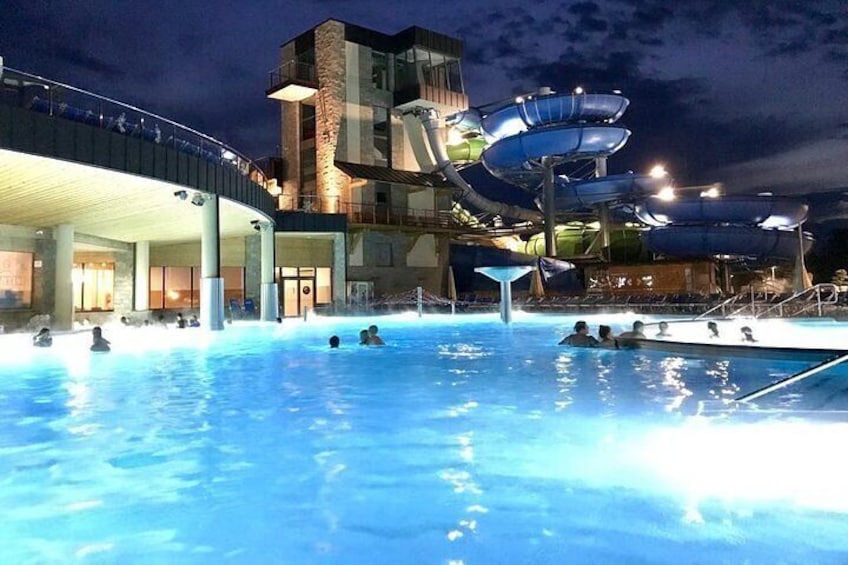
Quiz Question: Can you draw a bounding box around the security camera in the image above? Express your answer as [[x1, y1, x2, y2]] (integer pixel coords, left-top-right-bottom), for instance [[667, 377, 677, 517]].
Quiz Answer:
[[190, 193, 206, 206], [174, 190, 188, 200]]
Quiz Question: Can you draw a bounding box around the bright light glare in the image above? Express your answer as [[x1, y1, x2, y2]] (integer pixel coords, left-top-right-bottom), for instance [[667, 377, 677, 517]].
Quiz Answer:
[[573, 86, 584, 95], [446, 127, 464, 146], [649, 164, 668, 178], [657, 186, 675, 201], [640, 419, 848, 513], [700, 187, 720, 198]]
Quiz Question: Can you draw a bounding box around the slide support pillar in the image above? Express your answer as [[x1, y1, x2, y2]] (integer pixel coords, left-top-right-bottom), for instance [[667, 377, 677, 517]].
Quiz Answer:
[[541, 156, 557, 258]]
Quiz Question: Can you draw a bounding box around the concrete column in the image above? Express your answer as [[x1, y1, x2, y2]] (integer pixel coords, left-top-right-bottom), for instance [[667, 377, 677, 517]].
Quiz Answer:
[[134, 241, 149, 311], [260, 224, 279, 321], [200, 194, 224, 330], [332, 232, 347, 310], [541, 156, 557, 258], [53, 223, 74, 331]]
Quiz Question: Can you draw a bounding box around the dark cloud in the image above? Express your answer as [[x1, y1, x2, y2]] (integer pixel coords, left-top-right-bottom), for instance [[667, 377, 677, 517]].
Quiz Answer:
[[0, 0, 845, 196]]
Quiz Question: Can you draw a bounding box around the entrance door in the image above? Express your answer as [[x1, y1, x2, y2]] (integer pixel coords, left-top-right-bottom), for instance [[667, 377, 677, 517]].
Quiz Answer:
[[279, 267, 317, 318]]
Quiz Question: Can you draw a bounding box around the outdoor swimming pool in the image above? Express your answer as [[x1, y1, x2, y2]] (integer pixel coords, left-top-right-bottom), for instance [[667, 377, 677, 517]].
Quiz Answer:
[[2, 312, 848, 564]]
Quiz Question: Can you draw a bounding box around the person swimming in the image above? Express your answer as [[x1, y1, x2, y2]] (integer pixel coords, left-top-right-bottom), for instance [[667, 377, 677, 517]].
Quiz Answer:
[[90, 326, 111, 352], [559, 320, 599, 347], [359, 329, 370, 346], [32, 327, 52, 347], [618, 321, 646, 340], [329, 335, 340, 348]]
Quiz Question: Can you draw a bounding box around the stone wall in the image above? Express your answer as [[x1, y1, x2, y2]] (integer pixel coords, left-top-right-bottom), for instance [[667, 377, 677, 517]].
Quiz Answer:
[[315, 20, 349, 213]]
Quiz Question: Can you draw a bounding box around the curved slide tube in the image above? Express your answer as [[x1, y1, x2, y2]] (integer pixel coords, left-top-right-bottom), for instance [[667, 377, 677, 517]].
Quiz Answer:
[[540, 174, 668, 210], [644, 226, 813, 260], [635, 196, 809, 228], [420, 109, 543, 222]]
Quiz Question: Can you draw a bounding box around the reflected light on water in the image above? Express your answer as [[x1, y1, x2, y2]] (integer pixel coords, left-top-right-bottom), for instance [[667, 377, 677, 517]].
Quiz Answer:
[[640, 418, 848, 513]]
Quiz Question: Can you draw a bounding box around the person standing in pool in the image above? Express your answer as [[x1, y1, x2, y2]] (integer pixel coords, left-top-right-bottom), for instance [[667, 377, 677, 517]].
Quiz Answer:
[[368, 324, 385, 346], [655, 321, 671, 338], [329, 335, 340, 348], [559, 320, 599, 347], [597, 325, 618, 349], [707, 321, 720, 338], [90, 326, 111, 352], [359, 329, 370, 346]]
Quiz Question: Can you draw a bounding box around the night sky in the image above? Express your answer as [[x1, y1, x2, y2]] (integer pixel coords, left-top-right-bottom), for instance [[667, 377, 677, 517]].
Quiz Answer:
[[2, 1, 846, 205]]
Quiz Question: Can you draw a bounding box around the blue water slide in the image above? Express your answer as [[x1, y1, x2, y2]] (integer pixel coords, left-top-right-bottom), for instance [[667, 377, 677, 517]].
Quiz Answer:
[[482, 125, 631, 175], [537, 174, 669, 210], [635, 196, 809, 228], [481, 93, 629, 141], [645, 226, 813, 260]]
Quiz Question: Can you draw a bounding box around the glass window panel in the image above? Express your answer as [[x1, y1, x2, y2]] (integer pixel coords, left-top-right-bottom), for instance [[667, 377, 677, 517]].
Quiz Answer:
[[283, 280, 299, 317], [316, 268, 331, 304], [164, 267, 193, 309], [222, 267, 244, 304], [192, 268, 201, 309], [373, 106, 389, 167], [372, 51, 388, 90], [73, 263, 84, 310], [0, 251, 33, 309], [149, 266, 164, 310]]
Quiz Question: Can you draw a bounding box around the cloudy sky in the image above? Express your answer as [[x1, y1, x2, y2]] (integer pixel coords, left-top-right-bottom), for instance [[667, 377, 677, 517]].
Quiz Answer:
[[1, 0, 846, 196]]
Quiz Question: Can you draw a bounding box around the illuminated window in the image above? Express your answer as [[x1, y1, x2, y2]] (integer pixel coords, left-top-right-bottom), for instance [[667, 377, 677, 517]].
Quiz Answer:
[[148, 267, 245, 310], [72, 262, 114, 312], [0, 251, 33, 309]]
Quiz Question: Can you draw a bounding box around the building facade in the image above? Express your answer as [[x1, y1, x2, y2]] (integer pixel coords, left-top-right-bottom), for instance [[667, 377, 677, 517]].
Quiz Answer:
[[268, 20, 469, 308]]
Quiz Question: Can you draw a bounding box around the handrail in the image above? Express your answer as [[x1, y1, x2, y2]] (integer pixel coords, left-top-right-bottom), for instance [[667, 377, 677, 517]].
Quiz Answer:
[[694, 291, 748, 319], [756, 283, 839, 318], [2, 66, 267, 186], [736, 352, 848, 403]]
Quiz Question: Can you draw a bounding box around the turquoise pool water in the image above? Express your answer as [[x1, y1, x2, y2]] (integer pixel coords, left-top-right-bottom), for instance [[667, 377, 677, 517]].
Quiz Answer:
[[2, 313, 848, 563]]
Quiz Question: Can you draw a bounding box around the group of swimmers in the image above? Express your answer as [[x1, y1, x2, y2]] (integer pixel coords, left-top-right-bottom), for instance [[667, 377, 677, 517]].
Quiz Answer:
[[329, 324, 385, 348], [559, 320, 650, 349], [560, 319, 757, 348], [32, 326, 111, 352]]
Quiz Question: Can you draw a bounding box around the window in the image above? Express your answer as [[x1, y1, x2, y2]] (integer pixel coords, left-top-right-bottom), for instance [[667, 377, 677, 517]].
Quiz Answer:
[[73, 262, 114, 312], [148, 267, 244, 310], [373, 107, 390, 167], [372, 51, 388, 90], [0, 251, 33, 309], [300, 103, 315, 141]]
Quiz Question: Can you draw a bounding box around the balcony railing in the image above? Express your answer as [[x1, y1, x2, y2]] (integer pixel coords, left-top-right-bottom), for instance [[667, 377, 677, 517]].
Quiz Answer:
[[343, 202, 456, 229], [1, 66, 268, 187], [268, 61, 317, 90], [276, 194, 461, 230]]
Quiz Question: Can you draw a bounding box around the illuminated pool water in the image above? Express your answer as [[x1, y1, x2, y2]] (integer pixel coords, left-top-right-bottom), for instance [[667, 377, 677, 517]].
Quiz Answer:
[[2, 313, 848, 563]]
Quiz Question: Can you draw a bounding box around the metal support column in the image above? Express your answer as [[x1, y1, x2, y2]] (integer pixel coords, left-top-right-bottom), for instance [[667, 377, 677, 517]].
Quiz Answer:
[[542, 156, 557, 257]]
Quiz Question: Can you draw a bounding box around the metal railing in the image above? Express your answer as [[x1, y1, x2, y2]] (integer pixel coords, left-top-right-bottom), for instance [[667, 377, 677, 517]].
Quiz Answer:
[[695, 283, 840, 319], [695, 291, 751, 319], [268, 61, 317, 89], [755, 284, 840, 318], [342, 202, 457, 229], [2, 66, 268, 187]]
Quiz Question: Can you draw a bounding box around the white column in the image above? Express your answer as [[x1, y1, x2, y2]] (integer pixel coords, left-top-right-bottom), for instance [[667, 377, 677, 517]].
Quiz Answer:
[[259, 223, 279, 321], [200, 194, 225, 330], [53, 224, 74, 331], [134, 241, 149, 311], [332, 232, 347, 310]]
